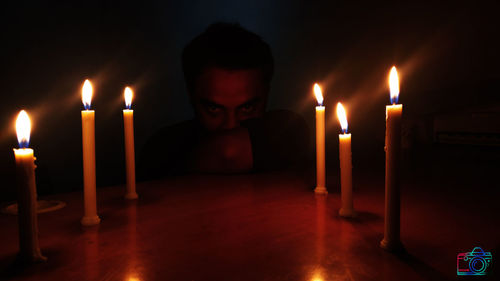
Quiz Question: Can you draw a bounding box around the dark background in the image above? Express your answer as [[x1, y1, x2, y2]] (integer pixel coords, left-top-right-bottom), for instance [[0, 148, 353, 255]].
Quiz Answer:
[[1, 0, 499, 201]]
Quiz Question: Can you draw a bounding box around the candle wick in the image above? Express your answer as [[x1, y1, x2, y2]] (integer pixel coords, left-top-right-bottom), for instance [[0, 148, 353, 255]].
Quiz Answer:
[[19, 140, 29, 149]]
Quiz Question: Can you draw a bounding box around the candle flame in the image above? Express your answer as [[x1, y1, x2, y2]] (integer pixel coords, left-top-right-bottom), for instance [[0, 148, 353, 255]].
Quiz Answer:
[[124, 87, 133, 109], [16, 110, 31, 148], [314, 83, 323, 106], [389, 66, 399, 104], [82, 79, 93, 110], [336, 102, 348, 133]]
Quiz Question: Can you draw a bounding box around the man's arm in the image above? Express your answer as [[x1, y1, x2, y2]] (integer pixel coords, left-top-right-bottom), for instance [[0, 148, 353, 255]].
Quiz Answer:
[[243, 110, 310, 171], [189, 110, 310, 173], [189, 127, 253, 173], [138, 110, 309, 178]]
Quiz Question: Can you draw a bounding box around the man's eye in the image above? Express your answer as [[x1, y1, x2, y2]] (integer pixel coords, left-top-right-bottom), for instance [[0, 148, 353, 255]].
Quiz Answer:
[[241, 104, 254, 113], [206, 105, 221, 113]]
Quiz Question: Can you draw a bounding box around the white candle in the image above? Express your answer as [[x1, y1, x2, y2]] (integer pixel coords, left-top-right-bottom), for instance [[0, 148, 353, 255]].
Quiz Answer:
[[380, 66, 404, 252], [123, 87, 138, 199], [336, 103, 355, 217], [81, 80, 100, 226], [13, 110, 46, 262], [314, 83, 327, 194]]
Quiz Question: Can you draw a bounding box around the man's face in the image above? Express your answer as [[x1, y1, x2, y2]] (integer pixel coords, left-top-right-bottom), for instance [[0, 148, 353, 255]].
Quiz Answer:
[[191, 67, 268, 131]]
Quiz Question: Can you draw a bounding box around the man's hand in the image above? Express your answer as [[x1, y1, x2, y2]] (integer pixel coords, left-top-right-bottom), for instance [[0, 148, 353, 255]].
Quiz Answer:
[[190, 127, 253, 173]]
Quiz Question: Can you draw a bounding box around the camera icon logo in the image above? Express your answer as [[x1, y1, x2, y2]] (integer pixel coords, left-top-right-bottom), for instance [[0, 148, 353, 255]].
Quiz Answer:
[[457, 247, 492, 276]]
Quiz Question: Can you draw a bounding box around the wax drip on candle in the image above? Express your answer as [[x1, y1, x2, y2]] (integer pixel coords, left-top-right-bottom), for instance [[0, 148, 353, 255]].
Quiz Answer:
[[124, 87, 133, 110], [336, 102, 348, 134], [16, 110, 31, 148], [389, 66, 399, 105], [314, 83, 324, 106], [82, 79, 93, 110]]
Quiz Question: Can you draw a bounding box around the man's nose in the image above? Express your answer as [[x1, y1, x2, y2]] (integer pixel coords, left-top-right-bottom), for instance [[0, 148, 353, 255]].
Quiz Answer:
[[222, 111, 240, 130]]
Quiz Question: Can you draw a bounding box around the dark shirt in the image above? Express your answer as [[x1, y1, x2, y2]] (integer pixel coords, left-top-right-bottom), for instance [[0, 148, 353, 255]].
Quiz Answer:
[[138, 110, 309, 180]]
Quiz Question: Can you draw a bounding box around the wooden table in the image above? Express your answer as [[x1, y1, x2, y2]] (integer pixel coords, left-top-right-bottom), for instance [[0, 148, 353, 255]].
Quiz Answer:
[[0, 171, 498, 281]]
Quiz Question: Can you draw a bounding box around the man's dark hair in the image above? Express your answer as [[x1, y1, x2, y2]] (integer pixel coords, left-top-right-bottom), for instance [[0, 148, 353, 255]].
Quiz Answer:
[[182, 22, 274, 93]]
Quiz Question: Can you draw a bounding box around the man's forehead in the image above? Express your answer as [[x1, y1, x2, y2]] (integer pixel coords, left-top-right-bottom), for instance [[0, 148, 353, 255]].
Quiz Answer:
[[195, 67, 265, 106]]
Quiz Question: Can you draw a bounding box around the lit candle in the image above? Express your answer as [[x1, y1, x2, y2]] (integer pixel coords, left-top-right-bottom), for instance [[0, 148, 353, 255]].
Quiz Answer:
[[314, 83, 327, 194], [81, 79, 100, 226], [123, 87, 138, 199], [380, 66, 404, 252], [336, 103, 355, 217], [13, 110, 46, 262]]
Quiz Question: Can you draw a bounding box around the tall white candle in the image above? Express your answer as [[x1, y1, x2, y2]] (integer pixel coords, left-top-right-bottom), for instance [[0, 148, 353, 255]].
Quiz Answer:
[[380, 66, 404, 252], [336, 103, 355, 217], [13, 110, 46, 262], [123, 87, 138, 199], [314, 83, 327, 194], [81, 79, 100, 226]]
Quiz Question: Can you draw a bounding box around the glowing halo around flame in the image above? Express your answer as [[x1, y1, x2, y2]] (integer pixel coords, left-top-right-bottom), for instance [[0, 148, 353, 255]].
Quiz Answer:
[[336, 102, 348, 133], [314, 83, 323, 106], [124, 87, 133, 109], [82, 79, 93, 110], [16, 110, 31, 148], [389, 66, 399, 104]]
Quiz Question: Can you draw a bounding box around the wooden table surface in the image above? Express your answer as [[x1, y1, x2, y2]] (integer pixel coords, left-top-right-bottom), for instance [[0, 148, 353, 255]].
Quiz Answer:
[[0, 171, 498, 281]]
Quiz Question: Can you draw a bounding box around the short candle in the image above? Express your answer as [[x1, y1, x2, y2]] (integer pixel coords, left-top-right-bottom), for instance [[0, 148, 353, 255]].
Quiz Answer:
[[336, 102, 355, 217], [123, 86, 138, 199], [313, 83, 327, 194], [13, 110, 46, 262]]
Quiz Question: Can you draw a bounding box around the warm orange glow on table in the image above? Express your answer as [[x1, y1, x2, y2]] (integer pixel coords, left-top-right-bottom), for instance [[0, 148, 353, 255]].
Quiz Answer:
[[336, 102, 355, 217], [380, 66, 404, 252], [13, 110, 46, 262], [81, 79, 100, 226], [123, 86, 138, 199], [313, 83, 327, 194]]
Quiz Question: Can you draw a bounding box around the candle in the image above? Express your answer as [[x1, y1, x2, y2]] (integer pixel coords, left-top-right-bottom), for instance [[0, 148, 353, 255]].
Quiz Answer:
[[81, 79, 101, 226], [13, 110, 46, 262], [336, 103, 355, 217], [123, 87, 138, 199], [380, 66, 404, 252], [314, 83, 327, 194]]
